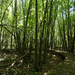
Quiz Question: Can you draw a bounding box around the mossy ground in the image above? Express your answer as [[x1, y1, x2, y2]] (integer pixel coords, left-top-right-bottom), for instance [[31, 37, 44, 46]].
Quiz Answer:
[[0, 49, 64, 75], [47, 50, 75, 75]]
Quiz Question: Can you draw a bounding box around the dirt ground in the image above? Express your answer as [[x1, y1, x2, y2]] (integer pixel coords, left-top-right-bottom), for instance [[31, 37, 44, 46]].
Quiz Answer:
[[0, 49, 64, 75]]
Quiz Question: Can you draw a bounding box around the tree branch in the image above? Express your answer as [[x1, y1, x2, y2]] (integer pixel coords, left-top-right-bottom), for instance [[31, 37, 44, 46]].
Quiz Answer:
[[5, 53, 28, 74]]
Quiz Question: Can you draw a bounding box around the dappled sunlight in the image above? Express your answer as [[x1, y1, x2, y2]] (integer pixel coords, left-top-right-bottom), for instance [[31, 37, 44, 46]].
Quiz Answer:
[[73, 62, 75, 64], [11, 63, 15, 66], [52, 54, 58, 60], [72, 63, 75, 66], [53, 54, 56, 57], [55, 50, 60, 52], [65, 57, 68, 59], [65, 59, 69, 62], [55, 50, 68, 53], [0, 49, 63, 75], [66, 59, 70, 62], [19, 59, 23, 63], [0, 0, 75, 74], [43, 72, 47, 75], [67, 73, 69, 74], [0, 58, 5, 61], [65, 62, 70, 64]]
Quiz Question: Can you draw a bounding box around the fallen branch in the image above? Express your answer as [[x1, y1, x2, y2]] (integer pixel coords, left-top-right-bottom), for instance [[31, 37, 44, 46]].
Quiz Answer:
[[5, 53, 28, 73]]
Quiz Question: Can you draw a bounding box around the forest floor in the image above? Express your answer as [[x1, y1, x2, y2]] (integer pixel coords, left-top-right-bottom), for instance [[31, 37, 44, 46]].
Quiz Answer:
[[0, 49, 64, 75], [1, 48, 75, 75], [47, 50, 75, 75]]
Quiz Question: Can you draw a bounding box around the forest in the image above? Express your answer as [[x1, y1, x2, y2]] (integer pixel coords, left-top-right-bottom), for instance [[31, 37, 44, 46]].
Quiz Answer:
[[0, 0, 75, 75]]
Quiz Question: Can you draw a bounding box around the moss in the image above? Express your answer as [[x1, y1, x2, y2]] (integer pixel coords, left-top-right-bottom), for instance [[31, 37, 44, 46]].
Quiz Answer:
[[47, 69, 56, 75]]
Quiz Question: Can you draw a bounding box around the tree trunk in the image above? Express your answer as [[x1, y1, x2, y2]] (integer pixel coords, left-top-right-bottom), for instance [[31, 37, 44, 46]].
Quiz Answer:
[[35, 0, 38, 69]]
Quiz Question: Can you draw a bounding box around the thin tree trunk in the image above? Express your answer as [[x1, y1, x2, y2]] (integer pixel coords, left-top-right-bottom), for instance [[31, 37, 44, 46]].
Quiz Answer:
[[22, 0, 26, 53], [71, 25, 75, 53], [62, 10, 67, 51], [0, 0, 3, 50], [67, 0, 70, 52], [38, 0, 48, 66], [35, 0, 38, 69], [47, 0, 53, 51]]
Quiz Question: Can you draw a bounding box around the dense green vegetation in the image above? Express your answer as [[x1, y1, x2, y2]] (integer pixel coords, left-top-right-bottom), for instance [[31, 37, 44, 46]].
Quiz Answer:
[[0, 0, 75, 75]]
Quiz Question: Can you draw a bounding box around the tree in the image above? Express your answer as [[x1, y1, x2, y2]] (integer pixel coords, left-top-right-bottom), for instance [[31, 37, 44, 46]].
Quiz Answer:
[[35, 0, 38, 69]]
